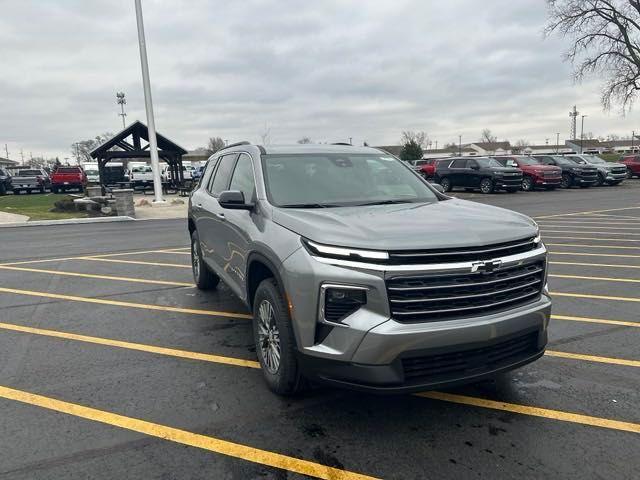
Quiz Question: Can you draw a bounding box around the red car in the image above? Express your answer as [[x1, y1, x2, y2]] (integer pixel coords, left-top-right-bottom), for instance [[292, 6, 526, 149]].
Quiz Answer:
[[621, 155, 640, 178], [51, 166, 87, 193], [412, 158, 442, 178], [493, 156, 562, 191]]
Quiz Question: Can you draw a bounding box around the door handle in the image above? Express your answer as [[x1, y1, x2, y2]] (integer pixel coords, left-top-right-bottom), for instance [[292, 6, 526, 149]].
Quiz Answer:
[[215, 212, 226, 220]]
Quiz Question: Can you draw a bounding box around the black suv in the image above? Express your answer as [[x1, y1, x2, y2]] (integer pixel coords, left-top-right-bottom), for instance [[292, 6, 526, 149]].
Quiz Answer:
[[434, 157, 522, 193], [532, 155, 598, 188], [0, 167, 12, 195]]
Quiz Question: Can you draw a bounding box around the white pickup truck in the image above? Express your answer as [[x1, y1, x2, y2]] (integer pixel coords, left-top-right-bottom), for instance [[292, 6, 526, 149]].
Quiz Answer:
[[129, 164, 154, 189]]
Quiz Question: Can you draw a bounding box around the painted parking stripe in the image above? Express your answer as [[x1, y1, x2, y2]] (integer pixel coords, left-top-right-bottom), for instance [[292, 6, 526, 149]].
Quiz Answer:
[[552, 291, 640, 303], [535, 206, 640, 219], [0, 287, 252, 320], [539, 221, 640, 226], [551, 314, 640, 328], [545, 350, 640, 368], [550, 261, 640, 270], [78, 257, 191, 268], [550, 273, 640, 284], [0, 385, 377, 480], [546, 243, 640, 250], [543, 236, 640, 243], [0, 265, 194, 287], [417, 392, 640, 434], [549, 251, 640, 259], [540, 224, 640, 231], [0, 322, 259, 368], [542, 229, 640, 236]]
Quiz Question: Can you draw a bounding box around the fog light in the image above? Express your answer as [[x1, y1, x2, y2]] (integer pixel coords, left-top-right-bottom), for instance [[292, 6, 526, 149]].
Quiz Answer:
[[323, 287, 367, 323]]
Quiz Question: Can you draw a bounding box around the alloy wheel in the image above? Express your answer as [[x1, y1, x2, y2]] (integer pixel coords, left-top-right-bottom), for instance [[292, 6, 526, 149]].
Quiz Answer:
[[480, 178, 493, 194], [257, 300, 281, 374], [191, 239, 200, 280], [522, 177, 533, 191]]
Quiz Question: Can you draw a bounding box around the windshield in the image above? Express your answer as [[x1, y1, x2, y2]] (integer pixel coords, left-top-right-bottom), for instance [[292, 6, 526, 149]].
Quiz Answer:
[[131, 166, 152, 173], [476, 158, 504, 168], [262, 153, 439, 207], [582, 155, 605, 164], [552, 156, 579, 165], [17, 170, 41, 175]]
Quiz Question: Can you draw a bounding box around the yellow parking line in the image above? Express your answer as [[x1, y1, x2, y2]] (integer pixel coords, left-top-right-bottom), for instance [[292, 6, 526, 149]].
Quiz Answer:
[[0, 265, 194, 287], [0, 322, 259, 368], [549, 251, 640, 258], [543, 236, 640, 243], [535, 206, 640, 219], [157, 250, 191, 255], [0, 287, 252, 319], [542, 229, 640, 236], [552, 291, 640, 303], [0, 385, 376, 480], [546, 243, 640, 250], [417, 391, 640, 434], [550, 261, 640, 270], [545, 350, 640, 368], [540, 224, 640, 231], [78, 257, 191, 268], [550, 273, 640, 284], [552, 314, 639, 328]]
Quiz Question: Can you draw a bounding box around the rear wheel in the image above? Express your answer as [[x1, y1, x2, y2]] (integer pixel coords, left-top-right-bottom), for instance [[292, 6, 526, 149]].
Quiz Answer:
[[439, 177, 452, 192], [191, 231, 220, 290], [480, 178, 494, 194], [560, 173, 572, 189], [13, 189, 20, 195], [0, 183, 6, 195], [627, 168, 634, 179], [521, 176, 534, 191], [253, 278, 302, 395]]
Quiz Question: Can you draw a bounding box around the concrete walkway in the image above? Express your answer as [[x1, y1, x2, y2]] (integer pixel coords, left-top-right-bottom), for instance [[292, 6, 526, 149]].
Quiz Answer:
[[133, 193, 188, 220], [0, 210, 29, 224]]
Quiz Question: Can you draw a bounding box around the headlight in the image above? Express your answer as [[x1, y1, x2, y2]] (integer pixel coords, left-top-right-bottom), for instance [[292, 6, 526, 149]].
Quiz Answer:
[[303, 238, 389, 261]]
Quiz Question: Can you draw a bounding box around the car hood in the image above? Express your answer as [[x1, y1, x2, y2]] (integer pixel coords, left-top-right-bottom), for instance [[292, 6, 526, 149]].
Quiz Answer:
[[521, 164, 560, 171], [597, 162, 626, 170], [272, 199, 538, 251]]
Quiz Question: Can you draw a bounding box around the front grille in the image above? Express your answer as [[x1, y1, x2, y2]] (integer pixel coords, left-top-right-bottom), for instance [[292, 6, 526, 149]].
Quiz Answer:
[[387, 260, 545, 322], [578, 168, 598, 179], [543, 171, 561, 178], [611, 167, 627, 175], [387, 236, 538, 265], [401, 331, 539, 382]]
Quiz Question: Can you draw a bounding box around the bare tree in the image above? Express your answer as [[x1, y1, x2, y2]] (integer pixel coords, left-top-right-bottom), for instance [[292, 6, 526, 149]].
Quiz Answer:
[[297, 137, 313, 144], [400, 130, 428, 148], [480, 129, 498, 143], [72, 133, 114, 163], [260, 124, 272, 145], [546, 0, 640, 111], [443, 142, 458, 150], [207, 136, 226, 154], [513, 139, 530, 153]]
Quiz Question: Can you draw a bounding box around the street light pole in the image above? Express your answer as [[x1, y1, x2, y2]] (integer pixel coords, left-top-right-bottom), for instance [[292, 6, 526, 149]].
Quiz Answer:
[[134, 0, 165, 204], [458, 135, 462, 156], [556, 132, 560, 153], [580, 115, 587, 153], [632, 131, 635, 153]]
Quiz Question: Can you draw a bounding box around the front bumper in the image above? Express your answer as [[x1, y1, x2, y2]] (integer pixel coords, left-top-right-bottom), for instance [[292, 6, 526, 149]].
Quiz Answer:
[[605, 172, 626, 182], [282, 244, 551, 393]]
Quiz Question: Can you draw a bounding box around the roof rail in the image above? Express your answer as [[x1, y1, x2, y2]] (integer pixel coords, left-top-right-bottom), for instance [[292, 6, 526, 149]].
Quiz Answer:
[[218, 141, 251, 152], [331, 142, 352, 146]]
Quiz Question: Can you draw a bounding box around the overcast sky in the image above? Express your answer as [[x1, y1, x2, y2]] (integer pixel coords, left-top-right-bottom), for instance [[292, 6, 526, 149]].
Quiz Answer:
[[1, 0, 640, 160]]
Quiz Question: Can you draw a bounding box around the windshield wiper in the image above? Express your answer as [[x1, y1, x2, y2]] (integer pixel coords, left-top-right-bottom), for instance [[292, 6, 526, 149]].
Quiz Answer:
[[279, 203, 337, 208], [354, 199, 414, 206]]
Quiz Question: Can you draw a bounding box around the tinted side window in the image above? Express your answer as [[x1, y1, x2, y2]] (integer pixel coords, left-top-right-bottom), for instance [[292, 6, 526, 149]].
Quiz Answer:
[[229, 153, 255, 200], [199, 158, 217, 188], [450, 159, 466, 168], [468, 160, 478, 168], [209, 154, 238, 195]]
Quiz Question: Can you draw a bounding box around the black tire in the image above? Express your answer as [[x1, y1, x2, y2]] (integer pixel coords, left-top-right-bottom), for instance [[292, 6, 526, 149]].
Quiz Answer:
[[521, 176, 534, 191], [253, 278, 302, 395], [52, 186, 59, 193], [39, 186, 45, 193], [560, 173, 572, 189], [0, 183, 6, 196], [439, 177, 452, 192], [26, 189, 32, 195], [13, 189, 20, 195], [609, 180, 622, 186], [626, 168, 634, 179], [191, 231, 220, 290], [594, 173, 605, 187], [480, 178, 494, 194]]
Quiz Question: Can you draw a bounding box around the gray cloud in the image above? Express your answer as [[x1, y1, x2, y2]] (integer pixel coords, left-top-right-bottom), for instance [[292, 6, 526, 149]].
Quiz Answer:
[[0, 0, 637, 160]]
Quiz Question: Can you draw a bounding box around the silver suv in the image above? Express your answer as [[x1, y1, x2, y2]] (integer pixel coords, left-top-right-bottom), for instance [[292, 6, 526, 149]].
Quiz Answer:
[[188, 143, 551, 395]]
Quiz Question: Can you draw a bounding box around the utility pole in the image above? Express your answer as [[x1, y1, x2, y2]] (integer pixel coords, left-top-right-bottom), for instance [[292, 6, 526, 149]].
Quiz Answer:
[[580, 115, 587, 153], [569, 105, 579, 140], [458, 135, 462, 156], [19, 149, 24, 165], [632, 131, 635, 153], [116, 92, 127, 129], [349, 137, 352, 145], [556, 132, 560, 153], [435, 140, 438, 150], [3, 144, 8, 159], [134, 0, 165, 204]]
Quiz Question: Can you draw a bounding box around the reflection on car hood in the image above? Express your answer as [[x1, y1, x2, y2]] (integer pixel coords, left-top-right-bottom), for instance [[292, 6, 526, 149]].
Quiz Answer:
[[272, 199, 538, 251]]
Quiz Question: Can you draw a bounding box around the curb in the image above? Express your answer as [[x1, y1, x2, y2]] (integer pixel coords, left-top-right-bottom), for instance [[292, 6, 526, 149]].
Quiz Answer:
[[0, 216, 136, 228]]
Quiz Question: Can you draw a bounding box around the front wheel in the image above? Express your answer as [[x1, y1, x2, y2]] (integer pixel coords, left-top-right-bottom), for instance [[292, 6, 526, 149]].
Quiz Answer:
[[560, 174, 572, 189], [480, 178, 494, 194], [521, 176, 534, 191], [253, 278, 302, 395], [439, 177, 452, 192], [191, 231, 220, 290], [13, 190, 20, 195], [626, 168, 634, 179], [594, 173, 605, 187], [0, 183, 6, 195]]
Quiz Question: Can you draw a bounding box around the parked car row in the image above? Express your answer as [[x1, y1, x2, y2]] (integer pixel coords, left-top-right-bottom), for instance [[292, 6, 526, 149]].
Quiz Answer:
[[412, 154, 631, 194], [0, 165, 87, 195]]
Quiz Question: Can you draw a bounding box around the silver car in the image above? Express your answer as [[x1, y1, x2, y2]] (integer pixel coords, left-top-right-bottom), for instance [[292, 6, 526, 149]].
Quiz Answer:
[[188, 143, 551, 395], [568, 154, 627, 186]]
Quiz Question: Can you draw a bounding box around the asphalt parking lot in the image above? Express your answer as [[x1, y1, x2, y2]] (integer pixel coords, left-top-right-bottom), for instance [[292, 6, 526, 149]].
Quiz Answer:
[[1, 184, 639, 479]]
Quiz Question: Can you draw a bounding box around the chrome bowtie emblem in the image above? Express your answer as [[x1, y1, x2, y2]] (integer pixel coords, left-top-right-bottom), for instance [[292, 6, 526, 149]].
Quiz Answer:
[[471, 259, 502, 274]]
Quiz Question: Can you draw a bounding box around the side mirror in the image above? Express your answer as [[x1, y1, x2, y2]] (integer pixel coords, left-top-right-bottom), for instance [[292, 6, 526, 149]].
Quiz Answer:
[[218, 190, 253, 210], [430, 183, 445, 194]]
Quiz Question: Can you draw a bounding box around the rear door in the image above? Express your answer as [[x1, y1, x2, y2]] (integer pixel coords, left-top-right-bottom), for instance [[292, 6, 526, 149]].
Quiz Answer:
[[465, 159, 481, 187], [196, 153, 239, 283], [448, 158, 467, 186]]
